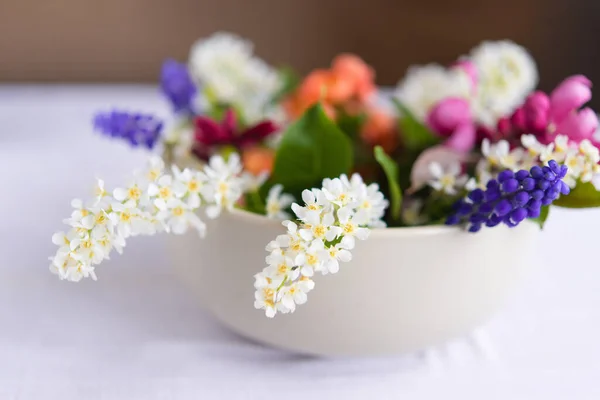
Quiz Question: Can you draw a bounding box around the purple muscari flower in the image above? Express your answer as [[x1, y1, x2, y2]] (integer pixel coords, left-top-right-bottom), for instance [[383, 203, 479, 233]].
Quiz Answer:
[[160, 59, 197, 114], [93, 110, 163, 149], [446, 160, 569, 232]]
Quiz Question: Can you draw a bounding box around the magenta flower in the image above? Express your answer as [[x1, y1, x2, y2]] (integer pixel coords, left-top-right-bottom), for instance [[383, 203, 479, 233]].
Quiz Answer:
[[496, 75, 598, 145], [426, 97, 476, 153], [193, 109, 279, 160]]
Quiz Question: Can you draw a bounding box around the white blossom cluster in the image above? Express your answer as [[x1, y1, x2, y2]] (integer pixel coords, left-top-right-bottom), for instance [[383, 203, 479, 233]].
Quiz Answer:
[[188, 32, 285, 125], [254, 174, 389, 317], [49, 154, 245, 282], [521, 134, 600, 189], [427, 162, 475, 195], [474, 135, 600, 190], [470, 41, 538, 127], [394, 64, 472, 121], [393, 41, 537, 128]]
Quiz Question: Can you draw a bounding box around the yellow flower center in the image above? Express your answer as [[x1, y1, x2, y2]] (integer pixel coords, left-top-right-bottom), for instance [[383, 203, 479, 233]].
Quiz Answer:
[[159, 187, 171, 199], [120, 212, 131, 222], [128, 187, 141, 200], [81, 240, 92, 249], [218, 182, 228, 195], [307, 254, 318, 266], [343, 223, 355, 235], [329, 249, 337, 257], [277, 264, 287, 274], [440, 175, 455, 188], [148, 169, 160, 181], [263, 288, 275, 300], [313, 225, 326, 237], [95, 213, 106, 224], [290, 241, 302, 252], [307, 204, 319, 211], [267, 203, 280, 214], [80, 209, 89, 217], [188, 180, 200, 192], [172, 206, 184, 217], [338, 193, 348, 203]]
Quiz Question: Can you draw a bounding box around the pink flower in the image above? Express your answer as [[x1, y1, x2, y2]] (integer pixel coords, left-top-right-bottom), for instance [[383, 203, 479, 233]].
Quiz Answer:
[[496, 75, 598, 145], [426, 98, 476, 153], [550, 75, 592, 122]]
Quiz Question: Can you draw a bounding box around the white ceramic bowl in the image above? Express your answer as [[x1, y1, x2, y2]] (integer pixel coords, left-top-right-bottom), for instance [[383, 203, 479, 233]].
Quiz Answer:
[[168, 209, 540, 356]]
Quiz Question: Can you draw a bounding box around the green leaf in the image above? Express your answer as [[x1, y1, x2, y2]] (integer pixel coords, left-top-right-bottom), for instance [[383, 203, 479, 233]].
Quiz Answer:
[[553, 181, 600, 208], [531, 205, 550, 229], [336, 109, 367, 140], [374, 146, 402, 220], [392, 98, 440, 152], [271, 103, 353, 197]]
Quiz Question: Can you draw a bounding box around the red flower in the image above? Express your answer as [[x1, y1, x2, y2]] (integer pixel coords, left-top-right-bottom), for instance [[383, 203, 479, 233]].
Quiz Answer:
[[192, 109, 279, 160]]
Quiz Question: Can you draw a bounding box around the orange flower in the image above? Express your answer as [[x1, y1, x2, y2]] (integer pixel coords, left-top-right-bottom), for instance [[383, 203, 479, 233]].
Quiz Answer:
[[361, 109, 398, 153], [242, 146, 275, 175], [331, 54, 376, 101], [284, 54, 375, 120]]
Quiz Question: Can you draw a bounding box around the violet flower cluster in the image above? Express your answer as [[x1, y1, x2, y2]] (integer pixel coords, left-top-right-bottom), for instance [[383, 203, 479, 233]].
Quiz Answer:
[[446, 160, 570, 232], [160, 59, 197, 114], [93, 110, 163, 149]]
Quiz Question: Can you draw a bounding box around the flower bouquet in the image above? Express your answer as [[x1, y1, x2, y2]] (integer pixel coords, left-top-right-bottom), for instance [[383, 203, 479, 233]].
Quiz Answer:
[[50, 33, 600, 355]]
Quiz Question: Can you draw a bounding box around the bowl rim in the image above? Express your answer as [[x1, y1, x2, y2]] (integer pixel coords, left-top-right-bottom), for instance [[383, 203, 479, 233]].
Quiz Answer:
[[229, 207, 462, 237]]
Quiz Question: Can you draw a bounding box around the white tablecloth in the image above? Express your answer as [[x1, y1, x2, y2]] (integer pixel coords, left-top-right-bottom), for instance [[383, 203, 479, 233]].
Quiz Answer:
[[1, 85, 599, 399]]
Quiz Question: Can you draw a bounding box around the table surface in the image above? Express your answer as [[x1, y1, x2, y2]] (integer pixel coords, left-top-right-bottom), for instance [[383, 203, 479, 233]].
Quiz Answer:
[[1, 85, 599, 400]]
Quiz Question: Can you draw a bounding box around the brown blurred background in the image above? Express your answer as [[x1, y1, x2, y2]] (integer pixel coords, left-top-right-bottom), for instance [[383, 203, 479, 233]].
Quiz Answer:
[[1, 0, 598, 104]]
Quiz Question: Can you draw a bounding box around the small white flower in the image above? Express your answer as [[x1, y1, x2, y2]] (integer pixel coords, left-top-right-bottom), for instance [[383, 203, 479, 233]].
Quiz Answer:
[[427, 162, 467, 195], [141, 156, 165, 185], [157, 198, 206, 236], [278, 281, 310, 313], [282, 221, 307, 257], [318, 236, 354, 275], [470, 40, 538, 126], [294, 239, 326, 277], [336, 207, 370, 247], [354, 183, 389, 228], [481, 139, 529, 170], [564, 151, 585, 178], [265, 184, 294, 220], [322, 177, 355, 207], [241, 171, 269, 193], [394, 64, 471, 120], [265, 233, 291, 254], [173, 166, 207, 208], [265, 253, 298, 283], [203, 154, 244, 218], [298, 211, 341, 243], [580, 140, 600, 164], [254, 283, 279, 318], [113, 182, 145, 205], [291, 189, 330, 220], [521, 134, 546, 158], [92, 179, 112, 208], [63, 261, 97, 282]]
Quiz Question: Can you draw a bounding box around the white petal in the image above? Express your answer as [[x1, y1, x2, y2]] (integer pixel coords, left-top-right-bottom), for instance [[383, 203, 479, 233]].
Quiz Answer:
[[338, 249, 352, 262], [428, 162, 443, 178]]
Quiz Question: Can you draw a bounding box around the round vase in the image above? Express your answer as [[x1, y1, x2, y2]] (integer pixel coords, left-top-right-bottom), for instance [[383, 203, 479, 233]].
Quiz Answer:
[[168, 209, 539, 356]]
